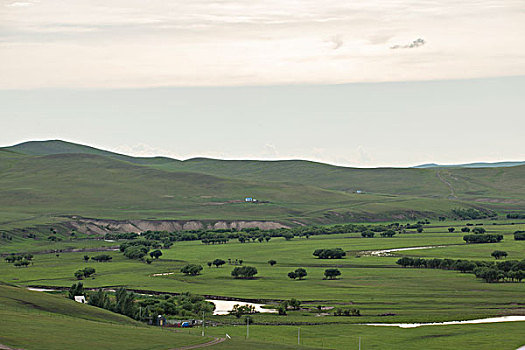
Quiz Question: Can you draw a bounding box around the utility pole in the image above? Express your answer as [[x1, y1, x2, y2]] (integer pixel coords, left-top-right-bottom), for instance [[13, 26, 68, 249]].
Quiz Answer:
[[202, 311, 205, 336], [298, 327, 300, 345]]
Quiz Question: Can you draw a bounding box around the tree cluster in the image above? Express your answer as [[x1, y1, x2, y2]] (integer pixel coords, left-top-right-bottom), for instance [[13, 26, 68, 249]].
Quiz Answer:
[[463, 234, 503, 244], [75, 267, 96, 280], [396, 257, 525, 283], [181, 264, 203, 276], [288, 268, 307, 280], [231, 266, 258, 279], [5, 253, 33, 267], [313, 248, 346, 259]]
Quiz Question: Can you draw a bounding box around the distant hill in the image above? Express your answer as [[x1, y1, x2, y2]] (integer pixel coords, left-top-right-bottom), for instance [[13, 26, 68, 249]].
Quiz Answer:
[[1, 140, 523, 227], [414, 161, 525, 168]]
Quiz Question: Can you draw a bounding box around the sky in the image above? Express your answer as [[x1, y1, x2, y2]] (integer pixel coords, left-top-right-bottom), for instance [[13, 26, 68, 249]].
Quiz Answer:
[[0, 0, 524, 167]]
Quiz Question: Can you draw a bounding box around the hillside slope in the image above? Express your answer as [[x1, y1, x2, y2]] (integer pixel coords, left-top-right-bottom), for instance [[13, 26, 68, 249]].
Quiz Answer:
[[1, 140, 523, 228]]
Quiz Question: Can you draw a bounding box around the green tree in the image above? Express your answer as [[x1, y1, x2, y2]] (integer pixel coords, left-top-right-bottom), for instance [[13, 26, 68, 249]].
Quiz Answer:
[[448, 228, 455, 233], [491, 250, 508, 260], [231, 266, 258, 279], [181, 264, 203, 276], [295, 268, 307, 280], [288, 271, 297, 280], [213, 258, 226, 268], [68, 282, 85, 299], [268, 260, 277, 266], [149, 250, 163, 259], [324, 268, 341, 280]]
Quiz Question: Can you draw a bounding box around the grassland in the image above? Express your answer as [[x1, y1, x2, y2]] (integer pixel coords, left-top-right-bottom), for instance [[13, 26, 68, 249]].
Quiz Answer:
[[1, 140, 524, 349], [0, 284, 313, 350], [1, 224, 524, 328], [0, 140, 523, 232]]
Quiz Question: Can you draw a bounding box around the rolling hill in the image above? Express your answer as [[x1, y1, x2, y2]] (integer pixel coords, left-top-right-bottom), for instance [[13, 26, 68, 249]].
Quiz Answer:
[[0, 140, 523, 232]]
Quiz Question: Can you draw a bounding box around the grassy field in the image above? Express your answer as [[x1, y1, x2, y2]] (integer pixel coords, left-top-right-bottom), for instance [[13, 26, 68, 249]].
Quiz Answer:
[[0, 284, 313, 350], [1, 140, 524, 349]]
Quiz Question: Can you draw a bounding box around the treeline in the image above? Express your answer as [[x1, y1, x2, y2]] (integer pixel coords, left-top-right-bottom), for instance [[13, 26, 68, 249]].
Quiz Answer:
[[396, 257, 525, 283], [452, 208, 497, 219], [507, 213, 525, 219], [463, 234, 503, 244], [107, 222, 417, 246], [4, 253, 33, 267], [69, 283, 215, 321]]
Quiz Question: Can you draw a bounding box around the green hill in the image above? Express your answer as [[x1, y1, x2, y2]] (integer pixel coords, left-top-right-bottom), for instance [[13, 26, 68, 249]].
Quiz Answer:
[[0, 284, 306, 350], [1, 140, 523, 230]]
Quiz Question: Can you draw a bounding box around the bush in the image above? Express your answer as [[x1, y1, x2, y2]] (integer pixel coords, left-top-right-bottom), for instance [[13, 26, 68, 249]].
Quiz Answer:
[[361, 231, 375, 238], [491, 251, 508, 260], [514, 231, 525, 241], [380, 230, 397, 237], [91, 254, 112, 262], [448, 228, 455, 232], [181, 264, 203, 276], [268, 260, 277, 266], [472, 227, 486, 234], [313, 248, 346, 259], [123, 245, 149, 260], [461, 227, 471, 233], [231, 266, 258, 279]]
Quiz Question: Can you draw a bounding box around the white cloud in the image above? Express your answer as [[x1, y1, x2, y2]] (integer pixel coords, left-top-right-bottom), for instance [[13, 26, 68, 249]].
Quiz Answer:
[[0, 0, 524, 88]]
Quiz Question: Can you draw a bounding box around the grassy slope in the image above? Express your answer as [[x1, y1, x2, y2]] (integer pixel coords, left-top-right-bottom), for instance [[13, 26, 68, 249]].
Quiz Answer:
[[0, 284, 312, 350], [0, 149, 477, 227]]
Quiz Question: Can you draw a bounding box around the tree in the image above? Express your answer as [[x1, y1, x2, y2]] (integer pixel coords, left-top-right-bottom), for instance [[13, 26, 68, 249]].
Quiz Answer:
[[416, 228, 424, 233], [491, 250, 508, 260], [83, 267, 96, 277], [288, 271, 297, 280], [396, 257, 414, 267], [361, 231, 375, 238], [231, 266, 258, 279], [265, 236, 271, 243], [289, 298, 301, 310], [123, 245, 149, 260], [213, 258, 226, 268], [461, 227, 471, 233], [68, 282, 84, 299], [229, 304, 256, 318], [239, 259, 244, 265], [83, 255, 90, 262], [149, 250, 163, 259], [91, 254, 112, 262], [448, 228, 455, 233], [472, 227, 486, 234], [324, 268, 341, 280], [268, 260, 277, 266], [207, 261, 212, 268], [282, 232, 294, 241], [514, 231, 525, 241], [380, 230, 397, 237], [295, 268, 307, 280], [74, 270, 85, 280], [181, 264, 203, 276]]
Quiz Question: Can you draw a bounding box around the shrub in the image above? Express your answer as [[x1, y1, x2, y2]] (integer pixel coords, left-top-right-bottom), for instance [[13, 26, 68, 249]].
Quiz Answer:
[[231, 266, 258, 279], [313, 248, 346, 259], [181, 264, 203, 276]]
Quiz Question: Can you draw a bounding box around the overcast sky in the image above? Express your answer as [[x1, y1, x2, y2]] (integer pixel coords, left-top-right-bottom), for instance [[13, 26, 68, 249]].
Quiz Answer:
[[0, 0, 524, 166]]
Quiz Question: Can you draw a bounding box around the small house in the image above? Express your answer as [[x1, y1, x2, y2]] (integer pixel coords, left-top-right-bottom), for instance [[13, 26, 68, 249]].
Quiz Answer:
[[74, 296, 86, 304]]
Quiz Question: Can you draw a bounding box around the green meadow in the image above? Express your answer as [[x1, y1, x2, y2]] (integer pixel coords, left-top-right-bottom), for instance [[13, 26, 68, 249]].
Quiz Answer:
[[1, 223, 524, 349]]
